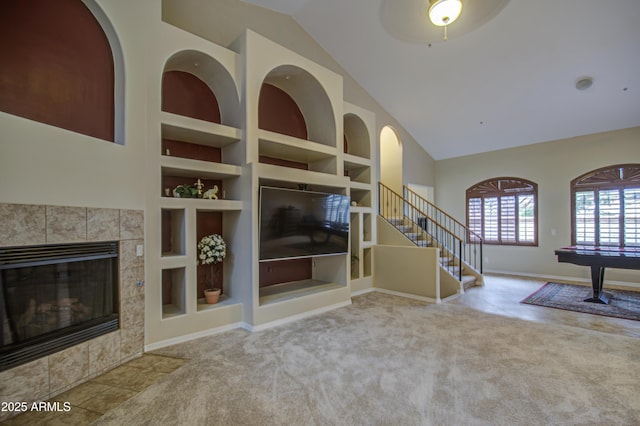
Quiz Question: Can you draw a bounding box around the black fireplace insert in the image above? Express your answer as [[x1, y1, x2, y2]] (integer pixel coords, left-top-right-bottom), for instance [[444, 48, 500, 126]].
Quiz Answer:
[[0, 241, 119, 371]]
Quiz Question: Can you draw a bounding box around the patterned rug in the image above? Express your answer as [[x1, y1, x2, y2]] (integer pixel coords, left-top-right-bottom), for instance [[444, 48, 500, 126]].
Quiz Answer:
[[521, 282, 640, 321]]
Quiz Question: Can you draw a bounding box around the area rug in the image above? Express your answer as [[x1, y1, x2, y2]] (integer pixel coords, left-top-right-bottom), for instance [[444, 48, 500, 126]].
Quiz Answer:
[[521, 282, 640, 321]]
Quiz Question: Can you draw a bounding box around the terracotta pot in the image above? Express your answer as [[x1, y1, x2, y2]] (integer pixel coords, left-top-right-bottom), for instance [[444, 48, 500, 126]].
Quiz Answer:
[[204, 288, 221, 304]]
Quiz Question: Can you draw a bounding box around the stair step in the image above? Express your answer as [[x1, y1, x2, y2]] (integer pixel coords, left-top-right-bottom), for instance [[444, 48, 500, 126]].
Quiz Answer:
[[414, 240, 431, 247], [403, 232, 424, 239], [461, 275, 477, 289], [388, 217, 404, 226], [446, 265, 461, 274], [439, 256, 453, 265]]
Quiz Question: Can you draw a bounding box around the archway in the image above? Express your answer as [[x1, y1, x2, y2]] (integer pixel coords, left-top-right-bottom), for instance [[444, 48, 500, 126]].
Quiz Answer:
[[380, 126, 403, 191], [380, 126, 403, 215]]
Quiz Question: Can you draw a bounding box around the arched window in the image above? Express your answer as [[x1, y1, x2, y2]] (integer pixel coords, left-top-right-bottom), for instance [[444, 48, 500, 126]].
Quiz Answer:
[[571, 164, 640, 247], [0, 0, 116, 142], [466, 177, 538, 246]]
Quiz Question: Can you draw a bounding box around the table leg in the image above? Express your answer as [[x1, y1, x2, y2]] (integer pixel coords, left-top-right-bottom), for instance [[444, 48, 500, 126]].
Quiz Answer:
[[584, 265, 609, 304]]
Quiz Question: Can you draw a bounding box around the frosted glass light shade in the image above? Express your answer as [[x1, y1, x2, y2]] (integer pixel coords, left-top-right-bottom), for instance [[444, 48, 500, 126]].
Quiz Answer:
[[428, 0, 463, 26]]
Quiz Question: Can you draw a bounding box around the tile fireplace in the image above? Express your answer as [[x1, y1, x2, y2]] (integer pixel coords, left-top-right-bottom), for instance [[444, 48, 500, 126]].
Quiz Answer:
[[0, 203, 145, 422]]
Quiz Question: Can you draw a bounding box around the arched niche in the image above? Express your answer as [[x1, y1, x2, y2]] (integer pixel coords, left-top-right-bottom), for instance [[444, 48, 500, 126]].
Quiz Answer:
[[259, 65, 336, 147], [259, 83, 306, 139], [0, 0, 124, 144], [380, 125, 403, 194], [344, 113, 371, 159], [163, 50, 241, 128], [162, 71, 221, 123]]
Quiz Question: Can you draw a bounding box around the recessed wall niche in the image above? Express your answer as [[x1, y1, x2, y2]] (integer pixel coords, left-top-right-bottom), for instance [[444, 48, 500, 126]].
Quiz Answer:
[[162, 50, 241, 128], [162, 267, 186, 318], [162, 70, 221, 123], [259, 65, 336, 148], [161, 208, 185, 256], [344, 113, 371, 159], [196, 210, 223, 298], [0, 0, 117, 141], [257, 65, 338, 175]]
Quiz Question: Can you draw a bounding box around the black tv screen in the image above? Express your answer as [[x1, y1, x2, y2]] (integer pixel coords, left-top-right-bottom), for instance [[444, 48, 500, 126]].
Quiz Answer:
[[259, 186, 350, 261]]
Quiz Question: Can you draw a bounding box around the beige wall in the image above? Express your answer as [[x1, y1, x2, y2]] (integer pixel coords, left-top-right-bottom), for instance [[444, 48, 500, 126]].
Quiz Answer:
[[373, 245, 441, 301], [161, 0, 436, 188], [435, 126, 640, 285]]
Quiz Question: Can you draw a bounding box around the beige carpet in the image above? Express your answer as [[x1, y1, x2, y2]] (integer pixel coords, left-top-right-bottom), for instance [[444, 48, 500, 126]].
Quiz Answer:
[[95, 292, 640, 425]]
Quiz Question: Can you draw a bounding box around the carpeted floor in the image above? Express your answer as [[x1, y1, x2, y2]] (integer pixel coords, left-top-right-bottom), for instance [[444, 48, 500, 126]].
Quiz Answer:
[[522, 282, 640, 321], [92, 291, 640, 425]]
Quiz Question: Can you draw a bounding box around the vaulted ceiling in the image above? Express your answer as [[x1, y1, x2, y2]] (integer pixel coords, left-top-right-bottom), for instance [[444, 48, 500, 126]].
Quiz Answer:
[[242, 0, 640, 159]]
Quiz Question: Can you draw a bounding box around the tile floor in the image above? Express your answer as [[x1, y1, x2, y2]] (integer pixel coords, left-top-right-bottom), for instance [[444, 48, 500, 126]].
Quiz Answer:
[[2, 354, 187, 425], [451, 274, 640, 339]]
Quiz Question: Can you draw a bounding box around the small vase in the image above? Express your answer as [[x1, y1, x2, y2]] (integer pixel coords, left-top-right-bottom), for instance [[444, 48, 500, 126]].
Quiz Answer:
[[204, 288, 221, 304]]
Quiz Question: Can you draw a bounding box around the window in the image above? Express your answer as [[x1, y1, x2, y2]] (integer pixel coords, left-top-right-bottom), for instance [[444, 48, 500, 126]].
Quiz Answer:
[[466, 177, 538, 245], [571, 164, 640, 247]]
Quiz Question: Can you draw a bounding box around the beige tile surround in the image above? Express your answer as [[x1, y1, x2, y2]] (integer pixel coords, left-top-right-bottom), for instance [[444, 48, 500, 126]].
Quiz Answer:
[[0, 203, 145, 422]]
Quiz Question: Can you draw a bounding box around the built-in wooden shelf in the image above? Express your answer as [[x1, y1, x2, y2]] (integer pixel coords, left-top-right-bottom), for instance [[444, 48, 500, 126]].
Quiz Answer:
[[258, 129, 335, 163], [162, 304, 185, 319], [343, 153, 371, 167], [196, 295, 238, 312], [256, 163, 348, 189], [161, 156, 242, 180], [161, 112, 241, 148], [349, 181, 371, 191], [160, 255, 188, 269], [159, 198, 242, 211], [349, 206, 372, 214], [258, 280, 344, 306]]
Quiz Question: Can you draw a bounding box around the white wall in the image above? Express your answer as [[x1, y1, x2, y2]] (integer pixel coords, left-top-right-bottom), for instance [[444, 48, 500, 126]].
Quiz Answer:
[[435, 126, 640, 285], [0, 0, 152, 210]]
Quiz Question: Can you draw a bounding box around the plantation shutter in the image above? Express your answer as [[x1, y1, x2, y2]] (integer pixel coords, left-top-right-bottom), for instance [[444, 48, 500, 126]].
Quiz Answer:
[[624, 188, 640, 247], [500, 196, 516, 242], [575, 191, 595, 245], [518, 194, 535, 242], [598, 189, 620, 246], [571, 164, 640, 247], [466, 177, 538, 245], [484, 197, 499, 241], [468, 197, 482, 241]]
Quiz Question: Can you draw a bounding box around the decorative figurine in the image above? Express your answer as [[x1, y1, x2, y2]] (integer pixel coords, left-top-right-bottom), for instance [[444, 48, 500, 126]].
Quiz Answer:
[[194, 179, 205, 198], [203, 185, 219, 200]]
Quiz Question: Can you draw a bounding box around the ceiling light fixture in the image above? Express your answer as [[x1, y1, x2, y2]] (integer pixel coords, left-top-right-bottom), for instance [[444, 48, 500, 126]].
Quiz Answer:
[[428, 0, 463, 41]]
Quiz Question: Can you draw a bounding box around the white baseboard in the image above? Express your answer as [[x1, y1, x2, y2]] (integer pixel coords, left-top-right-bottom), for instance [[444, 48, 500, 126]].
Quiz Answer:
[[441, 291, 463, 302], [373, 288, 439, 304], [350, 287, 376, 297], [144, 322, 245, 352], [485, 269, 640, 289], [240, 300, 353, 333]]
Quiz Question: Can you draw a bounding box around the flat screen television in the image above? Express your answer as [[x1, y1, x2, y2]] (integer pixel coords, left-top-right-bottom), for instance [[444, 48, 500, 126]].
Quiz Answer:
[[259, 186, 350, 261]]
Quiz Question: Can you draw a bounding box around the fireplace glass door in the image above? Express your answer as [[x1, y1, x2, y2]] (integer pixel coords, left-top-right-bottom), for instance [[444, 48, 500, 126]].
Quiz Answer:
[[1, 242, 118, 370]]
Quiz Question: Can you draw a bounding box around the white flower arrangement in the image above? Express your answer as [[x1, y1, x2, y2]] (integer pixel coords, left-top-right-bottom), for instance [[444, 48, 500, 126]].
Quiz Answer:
[[197, 234, 226, 265]]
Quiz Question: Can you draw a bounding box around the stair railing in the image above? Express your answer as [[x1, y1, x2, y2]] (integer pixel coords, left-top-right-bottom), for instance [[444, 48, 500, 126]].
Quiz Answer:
[[379, 182, 467, 281], [403, 185, 483, 275]]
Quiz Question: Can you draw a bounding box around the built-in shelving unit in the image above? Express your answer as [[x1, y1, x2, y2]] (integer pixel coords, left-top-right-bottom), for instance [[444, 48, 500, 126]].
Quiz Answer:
[[146, 23, 246, 345], [343, 102, 377, 293], [238, 30, 352, 328], [146, 25, 376, 346]]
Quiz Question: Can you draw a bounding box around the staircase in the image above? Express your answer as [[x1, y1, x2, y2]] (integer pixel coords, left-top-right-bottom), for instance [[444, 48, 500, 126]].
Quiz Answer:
[[379, 183, 483, 294]]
